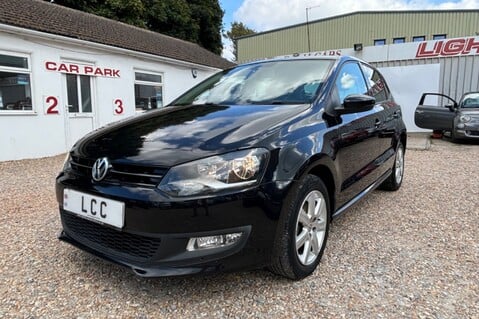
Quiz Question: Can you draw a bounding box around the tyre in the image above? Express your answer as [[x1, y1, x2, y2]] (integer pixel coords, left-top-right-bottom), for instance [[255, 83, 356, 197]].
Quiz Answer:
[[450, 130, 460, 143], [380, 142, 404, 191], [270, 175, 330, 280]]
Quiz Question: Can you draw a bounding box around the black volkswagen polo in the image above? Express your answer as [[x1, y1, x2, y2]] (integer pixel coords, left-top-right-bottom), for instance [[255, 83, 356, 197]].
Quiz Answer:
[[56, 56, 407, 280]]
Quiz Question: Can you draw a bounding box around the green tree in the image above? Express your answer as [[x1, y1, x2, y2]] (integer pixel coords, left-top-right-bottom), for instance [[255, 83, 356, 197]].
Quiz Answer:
[[97, 0, 146, 28], [54, 0, 224, 55], [143, 0, 198, 43], [189, 0, 224, 55], [224, 22, 256, 61], [55, 0, 146, 28]]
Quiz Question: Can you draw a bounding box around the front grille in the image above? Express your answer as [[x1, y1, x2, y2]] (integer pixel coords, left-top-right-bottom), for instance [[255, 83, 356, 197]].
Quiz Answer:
[[62, 211, 161, 260], [466, 130, 479, 136], [70, 155, 167, 187]]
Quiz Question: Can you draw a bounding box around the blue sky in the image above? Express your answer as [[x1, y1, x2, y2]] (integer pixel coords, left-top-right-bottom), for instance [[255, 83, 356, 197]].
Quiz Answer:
[[220, 0, 479, 59], [219, 0, 242, 31]]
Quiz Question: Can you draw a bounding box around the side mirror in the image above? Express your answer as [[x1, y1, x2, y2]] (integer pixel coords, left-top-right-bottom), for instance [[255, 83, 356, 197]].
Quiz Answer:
[[446, 103, 457, 112], [335, 94, 376, 115]]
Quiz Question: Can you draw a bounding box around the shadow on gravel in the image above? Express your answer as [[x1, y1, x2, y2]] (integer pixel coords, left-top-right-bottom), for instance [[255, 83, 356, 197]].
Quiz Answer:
[[62, 248, 293, 298]]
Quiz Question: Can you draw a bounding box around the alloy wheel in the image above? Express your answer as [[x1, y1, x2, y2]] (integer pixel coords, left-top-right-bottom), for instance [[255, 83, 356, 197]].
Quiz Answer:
[[295, 190, 327, 266]]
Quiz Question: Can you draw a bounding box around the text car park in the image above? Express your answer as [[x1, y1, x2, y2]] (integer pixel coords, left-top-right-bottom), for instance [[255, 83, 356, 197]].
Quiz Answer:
[[56, 55, 407, 280]]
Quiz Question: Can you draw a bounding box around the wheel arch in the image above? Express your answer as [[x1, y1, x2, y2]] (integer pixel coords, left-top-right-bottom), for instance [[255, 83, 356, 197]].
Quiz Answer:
[[292, 154, 338, 217], [307, 163, 336, 217]]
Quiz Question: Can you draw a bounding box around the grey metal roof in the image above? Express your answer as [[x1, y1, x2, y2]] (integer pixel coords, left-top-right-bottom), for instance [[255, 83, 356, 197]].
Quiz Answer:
[[0, 0, 234, 69]]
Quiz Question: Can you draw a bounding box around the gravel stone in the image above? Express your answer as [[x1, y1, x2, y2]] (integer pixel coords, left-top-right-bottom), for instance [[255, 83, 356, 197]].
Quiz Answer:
[[0, 138, 478, 318]]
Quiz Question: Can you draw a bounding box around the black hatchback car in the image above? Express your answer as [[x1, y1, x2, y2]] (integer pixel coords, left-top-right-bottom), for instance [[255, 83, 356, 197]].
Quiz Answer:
[[56, 56, 407, 280]]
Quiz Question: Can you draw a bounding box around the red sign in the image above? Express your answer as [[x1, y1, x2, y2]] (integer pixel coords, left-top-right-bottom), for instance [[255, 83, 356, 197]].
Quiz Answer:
[[45, 61, 120, 78], [416, 37, 479, 58]]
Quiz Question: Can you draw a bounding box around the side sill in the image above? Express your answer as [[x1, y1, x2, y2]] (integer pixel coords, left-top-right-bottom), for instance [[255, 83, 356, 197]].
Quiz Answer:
[[332, 169, 391, 220]]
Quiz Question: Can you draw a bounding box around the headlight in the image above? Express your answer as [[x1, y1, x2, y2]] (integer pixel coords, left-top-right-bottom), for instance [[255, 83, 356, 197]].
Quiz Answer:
[[459, 114, 471, 123], [158, 148, 270, 197]]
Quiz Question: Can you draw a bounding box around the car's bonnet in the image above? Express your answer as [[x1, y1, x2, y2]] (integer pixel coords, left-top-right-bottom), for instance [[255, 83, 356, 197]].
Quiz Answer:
[[73, 104, 310, 166]]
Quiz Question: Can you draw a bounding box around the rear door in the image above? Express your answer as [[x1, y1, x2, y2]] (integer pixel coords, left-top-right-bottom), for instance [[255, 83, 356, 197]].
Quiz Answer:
[[415, 93, 456, 130]]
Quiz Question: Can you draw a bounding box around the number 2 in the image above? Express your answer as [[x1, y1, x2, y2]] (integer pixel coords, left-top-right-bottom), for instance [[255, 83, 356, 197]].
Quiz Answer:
[[45, 96, 59, 114]]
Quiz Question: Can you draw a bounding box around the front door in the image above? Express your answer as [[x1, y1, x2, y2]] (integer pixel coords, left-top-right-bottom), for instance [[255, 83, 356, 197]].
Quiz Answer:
[[64, 73, 95, 147], [415, 93, 456, 131]]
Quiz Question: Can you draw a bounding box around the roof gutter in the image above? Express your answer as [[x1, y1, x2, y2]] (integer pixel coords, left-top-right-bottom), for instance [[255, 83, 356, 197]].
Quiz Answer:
[[0, 23, 221, 71]]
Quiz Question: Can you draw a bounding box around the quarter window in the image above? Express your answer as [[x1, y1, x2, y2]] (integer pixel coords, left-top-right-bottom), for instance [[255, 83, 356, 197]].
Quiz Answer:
[[360, 64, 390, 103], [134, 71, 163, 111], [0, 53, 32, 112]]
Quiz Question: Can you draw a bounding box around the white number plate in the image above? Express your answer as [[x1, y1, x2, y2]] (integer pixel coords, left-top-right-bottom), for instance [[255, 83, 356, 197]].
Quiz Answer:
[[63, 189, 125, 228]]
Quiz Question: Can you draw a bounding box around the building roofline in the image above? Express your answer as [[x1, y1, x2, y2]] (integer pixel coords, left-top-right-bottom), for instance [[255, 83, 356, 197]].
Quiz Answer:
[[0, 0, 234, 69], [0, 23, 221, 71], [236, 9, 479, 41]]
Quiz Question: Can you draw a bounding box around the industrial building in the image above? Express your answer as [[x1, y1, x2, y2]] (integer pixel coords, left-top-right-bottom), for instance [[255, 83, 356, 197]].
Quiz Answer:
[[236, 10, 479, 135], [237, 10, 479, 62]]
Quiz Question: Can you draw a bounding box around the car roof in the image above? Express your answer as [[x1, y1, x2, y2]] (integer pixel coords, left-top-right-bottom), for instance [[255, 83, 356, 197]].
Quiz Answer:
[[238, 54, 358, 67]]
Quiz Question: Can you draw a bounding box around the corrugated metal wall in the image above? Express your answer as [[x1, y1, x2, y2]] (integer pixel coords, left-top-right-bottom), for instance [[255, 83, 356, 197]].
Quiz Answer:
[[237, 10, 479, 63], [372, 55, 479, 101]]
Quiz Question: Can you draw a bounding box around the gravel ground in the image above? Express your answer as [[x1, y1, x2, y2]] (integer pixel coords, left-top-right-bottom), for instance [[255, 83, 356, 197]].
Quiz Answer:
[[0, 137, 478, 319]]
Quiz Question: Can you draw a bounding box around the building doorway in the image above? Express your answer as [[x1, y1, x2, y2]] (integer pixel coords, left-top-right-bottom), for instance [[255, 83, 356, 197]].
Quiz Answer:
[[64, 73, 95, 147]]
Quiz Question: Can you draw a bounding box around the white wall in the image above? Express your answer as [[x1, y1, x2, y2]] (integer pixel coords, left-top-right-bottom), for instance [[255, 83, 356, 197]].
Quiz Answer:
[[379, 64, 440, 132], [0, 29, 219, 161]]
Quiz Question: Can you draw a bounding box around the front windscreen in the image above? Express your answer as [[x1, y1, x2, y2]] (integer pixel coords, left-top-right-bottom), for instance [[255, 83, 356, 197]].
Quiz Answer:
[[173, 59, 334, 106]]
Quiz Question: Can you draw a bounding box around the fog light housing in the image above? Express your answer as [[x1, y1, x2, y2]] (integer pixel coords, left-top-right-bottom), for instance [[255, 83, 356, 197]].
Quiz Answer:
[[186, 232, 243, 251]]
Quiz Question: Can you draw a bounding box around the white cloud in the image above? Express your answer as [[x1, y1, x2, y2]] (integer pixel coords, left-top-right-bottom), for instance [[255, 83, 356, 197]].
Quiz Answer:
[[222, 39, 235, 61], [233, 0, 479, 31]]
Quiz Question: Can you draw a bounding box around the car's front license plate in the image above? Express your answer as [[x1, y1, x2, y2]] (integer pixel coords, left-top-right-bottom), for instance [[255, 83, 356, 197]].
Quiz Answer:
[[63, 189, 125, 228]]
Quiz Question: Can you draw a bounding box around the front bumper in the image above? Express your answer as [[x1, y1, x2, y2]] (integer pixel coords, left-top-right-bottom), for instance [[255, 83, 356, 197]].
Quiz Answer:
[[58, 217, 251, 277], [454, 128, 479, 139], [56, 174, 286, 277]]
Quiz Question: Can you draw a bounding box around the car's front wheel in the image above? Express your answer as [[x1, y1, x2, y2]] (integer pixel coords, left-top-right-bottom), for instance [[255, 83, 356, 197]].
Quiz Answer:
[[270, 175, 330, 280]]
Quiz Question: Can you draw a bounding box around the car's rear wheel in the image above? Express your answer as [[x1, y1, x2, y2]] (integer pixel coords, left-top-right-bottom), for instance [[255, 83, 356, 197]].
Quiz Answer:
[[380, 142, 404, 191], [270, 175, 330, 280]]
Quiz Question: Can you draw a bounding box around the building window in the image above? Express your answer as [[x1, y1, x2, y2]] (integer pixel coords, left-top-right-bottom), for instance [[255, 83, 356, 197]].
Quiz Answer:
[[374, 39, 386, 46], [412, 36, 426, 42], [134, 71, 163, 111], [433, 34, 446, 40], [66, 74, 92, 113], [0, 53, 32, 112], [393, 37, 405, 44]]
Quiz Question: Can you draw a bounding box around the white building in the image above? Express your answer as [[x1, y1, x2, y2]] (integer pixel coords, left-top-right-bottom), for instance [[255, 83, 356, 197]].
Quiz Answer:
[[0, 0, 233, 161]]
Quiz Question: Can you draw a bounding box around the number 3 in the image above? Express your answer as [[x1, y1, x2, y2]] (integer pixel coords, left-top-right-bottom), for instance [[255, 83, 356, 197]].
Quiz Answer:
[[114, 99, 124, 115]]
